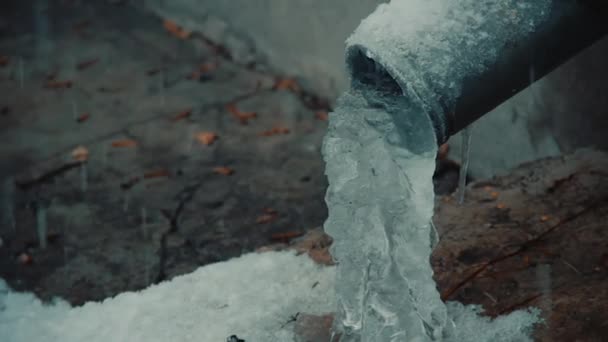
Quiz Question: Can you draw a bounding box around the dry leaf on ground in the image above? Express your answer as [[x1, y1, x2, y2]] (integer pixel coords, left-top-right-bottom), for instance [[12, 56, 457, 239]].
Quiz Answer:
[[213, 166, 234, 176], [71, 146, 89, 162], [196, 132, 218, 146], [163, 19, 191, 39], [111, 139, 138, 148]]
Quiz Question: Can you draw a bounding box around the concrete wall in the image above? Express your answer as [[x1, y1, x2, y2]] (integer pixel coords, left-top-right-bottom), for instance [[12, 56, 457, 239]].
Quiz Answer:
[[137, 0, 608, 178]]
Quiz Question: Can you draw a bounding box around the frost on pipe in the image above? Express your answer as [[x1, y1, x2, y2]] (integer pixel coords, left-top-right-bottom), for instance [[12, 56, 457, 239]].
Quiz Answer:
[[324, 0, 553, 340]]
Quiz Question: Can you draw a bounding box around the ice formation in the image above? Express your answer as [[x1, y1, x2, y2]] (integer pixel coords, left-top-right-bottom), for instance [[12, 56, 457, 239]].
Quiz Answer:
[[324, 88, 446, 341], [324, 0, 551, 340]]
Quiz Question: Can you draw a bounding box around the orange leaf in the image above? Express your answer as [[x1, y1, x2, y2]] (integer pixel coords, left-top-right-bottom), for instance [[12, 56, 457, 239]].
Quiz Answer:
[[256, 213, 278, 224], [213, 166, 234, 176], [171, 108, 192, 122], [315, 111, 328, 121], [44, 80, 73, 89], [496, 203, 506, 209], [196, 132, 218, 146], [163, 19, 191, 40], [270, 231, 304, 242], [490, 191, 499, 199], [18, 253, 33, 265], [144, 169, 170, 179], [0, 55, 9, 67], [273, 78, 300, 92], [226, 104, 257, 125], [260, 126, 290, 137], [540, 215, 550, 222], [438, 143, 450, 160], [111, 139, 138, 148], [71, 145, 89, 162], [76, 113, 90, 123], [186, 62, 218, 80]]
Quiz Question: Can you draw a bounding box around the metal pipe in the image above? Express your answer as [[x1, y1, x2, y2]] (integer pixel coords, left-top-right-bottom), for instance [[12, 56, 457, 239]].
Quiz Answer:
[[346, 0, 608, 144]]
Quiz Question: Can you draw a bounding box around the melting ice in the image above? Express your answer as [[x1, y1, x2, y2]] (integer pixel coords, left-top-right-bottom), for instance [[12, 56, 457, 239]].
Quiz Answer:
[[323, 85, 541, 341]]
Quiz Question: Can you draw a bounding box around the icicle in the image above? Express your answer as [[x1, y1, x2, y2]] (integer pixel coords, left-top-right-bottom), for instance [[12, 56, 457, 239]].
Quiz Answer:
[[457, 126, 472, 204], [80, 163, 88, 192], [36, 203, 48, 249]]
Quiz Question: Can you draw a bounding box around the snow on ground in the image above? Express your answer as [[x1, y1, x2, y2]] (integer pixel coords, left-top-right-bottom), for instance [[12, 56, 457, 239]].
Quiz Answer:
[[0, 251, 335, 342]]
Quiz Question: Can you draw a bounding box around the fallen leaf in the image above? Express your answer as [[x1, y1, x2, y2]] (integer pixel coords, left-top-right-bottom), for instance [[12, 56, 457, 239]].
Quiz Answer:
[[0, 55, 9, 67], [540, 215, 550, 222], [438, 143, 450, 160], [226, 104, 257, 125], [270, 231, 304, 243], [163, 19, 191, 40], [496, 203, 506, 209], [257, 213, 278, 224], [76, 113, 90, 123], [111, 139, 138, 148], [315, 111, 328, 121], [196, 132, 218, 146], [71, 145, 89, 162], [490, 191, 499, 199], [44, 80, 73, 89], [144, 169, 170, 179], [18, 253, 33, 265], [171, 108, 192, 122], [186, 62, 218, 80], [273, 77, 300, 92], [213, 166, 234, 176], [260, 126, 290, 137], [76, 58, 99, 71]]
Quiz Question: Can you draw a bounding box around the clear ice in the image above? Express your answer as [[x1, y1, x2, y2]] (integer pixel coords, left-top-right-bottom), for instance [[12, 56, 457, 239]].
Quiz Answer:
[[323, 88, 542, 341], [323, 88, 446, 341]]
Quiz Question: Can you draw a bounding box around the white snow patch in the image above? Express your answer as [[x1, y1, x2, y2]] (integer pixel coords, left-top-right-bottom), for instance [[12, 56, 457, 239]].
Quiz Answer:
[[0, 251, 335, 342]]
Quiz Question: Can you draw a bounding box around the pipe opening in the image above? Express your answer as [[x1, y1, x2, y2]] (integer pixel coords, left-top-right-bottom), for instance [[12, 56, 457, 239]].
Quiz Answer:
[[347, 47, 402, 96]]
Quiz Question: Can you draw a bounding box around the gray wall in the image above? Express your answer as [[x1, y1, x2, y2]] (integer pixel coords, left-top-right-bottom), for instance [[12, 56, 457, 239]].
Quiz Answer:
[[137, 0, 608, 178]]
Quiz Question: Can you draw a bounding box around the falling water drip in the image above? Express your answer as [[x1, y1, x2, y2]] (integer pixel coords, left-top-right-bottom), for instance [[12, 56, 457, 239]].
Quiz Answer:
[[1, 178, 16, 232], [102, 143, 108, 167], [141, 207, 148, 239], [36, 203, 48, 249], [123, 191, 130, 212], [18, 58, 24, 89], [457, 126, 473, 204], [71, 101, 78, 121], [80, 163, 88, 192], [159, 68, 165, 106]]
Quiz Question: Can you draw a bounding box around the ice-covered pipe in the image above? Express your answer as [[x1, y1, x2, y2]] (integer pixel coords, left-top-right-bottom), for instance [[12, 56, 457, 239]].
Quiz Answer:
[[347, 0, 608, 144]]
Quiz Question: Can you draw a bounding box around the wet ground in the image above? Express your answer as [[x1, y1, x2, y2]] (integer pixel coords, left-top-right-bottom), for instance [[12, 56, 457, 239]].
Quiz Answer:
[[0, 0, 461, 305]]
